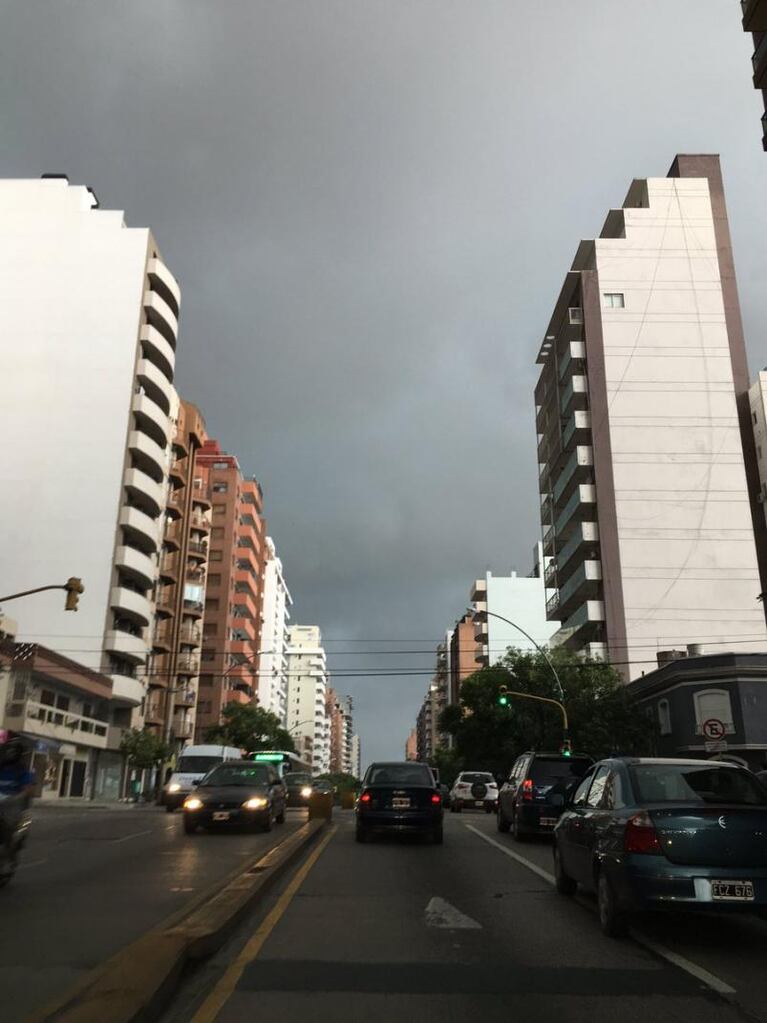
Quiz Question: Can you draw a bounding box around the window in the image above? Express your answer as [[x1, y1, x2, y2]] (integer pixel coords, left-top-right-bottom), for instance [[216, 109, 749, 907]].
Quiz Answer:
[[213, 461, 229, 470], [693, 689, 735, 734], [753, 412, 758, 426], [212, 482, 228, 493], [211, 527, 225, 539], [213, 504, 226, 517], [658, 698, 672, 735], [209, 549, 223, 562], [571, 770, 594, 808], [603, 771, 626, 810], [201, 649, 215, 662], [603, 292, 625, 308], [208, 574, 221, 587], [586, 765, 610, 807], [205, 598, 219, 612], [568, 307, 583, 325]]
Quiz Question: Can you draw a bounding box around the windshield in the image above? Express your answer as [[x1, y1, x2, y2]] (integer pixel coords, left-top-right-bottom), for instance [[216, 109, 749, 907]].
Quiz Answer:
[[177, 756, 223, 774], [201, 764, 271, 787], [285, 774, 312, 787], [365, 764, 434, 787], [631, 764, 767, 806], [459, 773, 495, 784], [529, 758, 592, 784]]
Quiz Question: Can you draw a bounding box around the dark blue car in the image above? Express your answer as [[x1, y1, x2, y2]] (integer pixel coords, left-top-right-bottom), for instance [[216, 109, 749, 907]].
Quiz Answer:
[[553, 757, 767, 937]]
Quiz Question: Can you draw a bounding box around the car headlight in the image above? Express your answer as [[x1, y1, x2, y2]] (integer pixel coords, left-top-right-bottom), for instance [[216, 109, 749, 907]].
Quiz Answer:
[[167, 783, 181, 793], [243, 797, 268, 810], [183, 797, 203, 811], [301, 786, 313, 798]]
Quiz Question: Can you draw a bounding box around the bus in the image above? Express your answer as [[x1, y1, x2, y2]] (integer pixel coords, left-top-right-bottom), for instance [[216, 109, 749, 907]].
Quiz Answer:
[[246, 749, 313, 781]]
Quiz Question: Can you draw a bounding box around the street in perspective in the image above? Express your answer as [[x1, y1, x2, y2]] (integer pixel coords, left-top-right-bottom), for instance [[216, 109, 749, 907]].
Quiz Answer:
[[3, 2, 767, 1022]]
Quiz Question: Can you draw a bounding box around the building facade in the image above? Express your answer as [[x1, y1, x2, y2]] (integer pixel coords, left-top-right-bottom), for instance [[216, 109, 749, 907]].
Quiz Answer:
[[471, 569, 558, 669], [147, 398, 211, 752], [286, 626, 330, 775], [740, 0, 767, 149], [405, 728, 418, 761], [195, 441, 266, 738], [535, 155, 767, 679], [326, 688, 353, 774], [351, 733, 361, 779], [0, 177, 180, 739], [258, 537, 293, 723]]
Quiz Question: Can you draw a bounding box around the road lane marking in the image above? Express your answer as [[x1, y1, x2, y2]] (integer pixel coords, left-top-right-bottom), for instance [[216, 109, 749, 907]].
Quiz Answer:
[[425, 896, 482, 930], [464, 825, 555, 884], [111, 830, 152, 843], [465, 823, 737, 999], [190, 825, 337, 1023]]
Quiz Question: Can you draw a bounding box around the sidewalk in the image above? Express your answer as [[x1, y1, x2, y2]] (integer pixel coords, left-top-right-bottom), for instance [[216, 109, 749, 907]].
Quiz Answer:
[[33, 798, 162, 811]]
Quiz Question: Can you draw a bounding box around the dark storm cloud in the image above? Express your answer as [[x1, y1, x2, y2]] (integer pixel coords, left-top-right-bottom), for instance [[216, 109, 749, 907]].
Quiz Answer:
[[3, 0, 766, 764]]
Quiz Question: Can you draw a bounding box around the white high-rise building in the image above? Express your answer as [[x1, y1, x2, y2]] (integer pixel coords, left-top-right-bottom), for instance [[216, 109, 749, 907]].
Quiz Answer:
[[351, 734, 362, 780], [0, 177, 180, 731], [286, 625, 330, 774], [258, 537, 293, 723], [471, 566, 558, 667], [535, 156, 767, 678]]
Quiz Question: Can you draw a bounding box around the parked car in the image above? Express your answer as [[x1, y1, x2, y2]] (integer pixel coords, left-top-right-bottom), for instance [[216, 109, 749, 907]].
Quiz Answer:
[[355, 761, 443, 844], [162, 744, 243, 812], [498, 751, 593, 840], [182, 760, 287, 834], [450, 772, 498, 813], [553, 757, 767, 937], [285, 772, 314, 807]]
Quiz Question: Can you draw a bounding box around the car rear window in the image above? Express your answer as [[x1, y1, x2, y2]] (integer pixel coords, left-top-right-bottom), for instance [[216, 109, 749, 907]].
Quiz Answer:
[[203, 764, 270, 786], [631, 764, 766, 806], [285, 773, 311, 786], [177, 756, 223, 774], [366, 764, 434, 787], [460, 773, 494, 784], [529, 758, 592, 784]]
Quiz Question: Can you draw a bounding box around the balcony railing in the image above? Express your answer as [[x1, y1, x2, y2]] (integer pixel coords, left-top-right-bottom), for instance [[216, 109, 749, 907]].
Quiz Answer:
[[22, 699, 108, 741], [753, 29, 767, 85]]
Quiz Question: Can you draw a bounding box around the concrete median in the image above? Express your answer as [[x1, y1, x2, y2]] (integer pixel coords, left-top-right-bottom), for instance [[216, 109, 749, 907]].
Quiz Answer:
[[25, 818, 328, 1023]]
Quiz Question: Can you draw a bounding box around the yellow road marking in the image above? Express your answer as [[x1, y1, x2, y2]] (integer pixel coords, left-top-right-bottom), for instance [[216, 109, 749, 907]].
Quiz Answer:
[[190, 825, 337, 1023]]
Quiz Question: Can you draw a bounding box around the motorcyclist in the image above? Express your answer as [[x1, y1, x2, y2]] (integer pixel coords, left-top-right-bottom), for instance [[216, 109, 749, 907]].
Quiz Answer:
[[0, 737, 34, 887], [0, 737, 35, 803]]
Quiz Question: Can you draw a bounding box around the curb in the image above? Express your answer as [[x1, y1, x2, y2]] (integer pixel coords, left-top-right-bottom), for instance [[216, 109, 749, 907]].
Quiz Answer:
[[25, 818, 328, 1023]]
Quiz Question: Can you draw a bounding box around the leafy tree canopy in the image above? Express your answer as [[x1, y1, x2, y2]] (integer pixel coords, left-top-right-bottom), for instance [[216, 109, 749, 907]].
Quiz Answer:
[[204, 703, 296, 753], [438, 648, 656, 779], [119, 728, 173, 770]]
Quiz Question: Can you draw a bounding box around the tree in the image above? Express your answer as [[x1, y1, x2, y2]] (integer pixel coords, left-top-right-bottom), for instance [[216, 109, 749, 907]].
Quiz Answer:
[[430, 744, 463, 788], [119, 728, 172, 771], [203, 703, 296, 753], [439, 648, 656, 778], [317, 771, 360, 795]]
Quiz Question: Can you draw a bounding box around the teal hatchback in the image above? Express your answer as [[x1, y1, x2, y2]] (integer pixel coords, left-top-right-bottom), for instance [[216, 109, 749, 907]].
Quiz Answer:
[[553, 757, 767, 937]]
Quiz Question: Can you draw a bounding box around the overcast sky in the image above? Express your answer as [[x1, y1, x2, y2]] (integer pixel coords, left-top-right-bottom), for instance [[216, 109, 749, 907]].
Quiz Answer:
[[2, 1, 766, 767]]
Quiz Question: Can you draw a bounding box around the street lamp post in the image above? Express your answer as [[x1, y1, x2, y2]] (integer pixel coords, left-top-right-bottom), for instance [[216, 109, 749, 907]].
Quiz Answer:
[[467, 605, 564, 701]]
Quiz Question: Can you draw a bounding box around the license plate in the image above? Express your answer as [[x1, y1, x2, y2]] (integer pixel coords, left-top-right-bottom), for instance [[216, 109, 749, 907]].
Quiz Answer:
[[540, 817, 557, 827], [475, 801, 484, 807], [212, 811, 230, 821], [392, 798, 410, 809], [711, 880, 754, 901]]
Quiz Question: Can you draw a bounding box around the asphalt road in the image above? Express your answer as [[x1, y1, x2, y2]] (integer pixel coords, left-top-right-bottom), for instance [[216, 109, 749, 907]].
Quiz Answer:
[[0, 802, 304, 1022], [161, 810, 754, 1023]]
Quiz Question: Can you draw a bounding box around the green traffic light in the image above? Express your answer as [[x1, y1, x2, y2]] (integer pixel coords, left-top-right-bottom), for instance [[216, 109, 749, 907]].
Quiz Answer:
[[498, 696, 509, 706]]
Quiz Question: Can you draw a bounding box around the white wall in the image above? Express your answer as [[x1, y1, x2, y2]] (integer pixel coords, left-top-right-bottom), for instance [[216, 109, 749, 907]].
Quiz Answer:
[[596, 176, 767, 676], [0, 179, 152, 671], [484, 571, 558, 662], [258, 537, 292, 723]]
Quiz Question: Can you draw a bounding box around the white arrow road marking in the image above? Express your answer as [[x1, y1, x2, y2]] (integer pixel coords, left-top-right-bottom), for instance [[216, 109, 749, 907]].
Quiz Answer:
[[425, 897, 482, 930]]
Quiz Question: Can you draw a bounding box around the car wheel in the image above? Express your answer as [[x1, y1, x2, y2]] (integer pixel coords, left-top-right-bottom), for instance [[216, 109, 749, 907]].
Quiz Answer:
[[432, 826, 444, 845], [183, 818, 197, 835], [497, 807, 510, 833], [597, 873, 628, 938], [355, 825, 368, 843], [512, 811, 526, 842], [553, 844, 577, 896]]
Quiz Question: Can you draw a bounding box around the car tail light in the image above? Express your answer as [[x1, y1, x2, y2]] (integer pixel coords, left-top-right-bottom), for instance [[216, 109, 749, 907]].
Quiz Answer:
[[431, 793, 441, 804], [359, 791, 372, 805], [521, 779, 534, 802], [624, 811, 662, 855]]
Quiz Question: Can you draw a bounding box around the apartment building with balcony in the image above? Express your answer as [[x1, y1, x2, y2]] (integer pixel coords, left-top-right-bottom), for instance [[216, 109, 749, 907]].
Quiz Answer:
[[405, 728, 418, 761], [0, 176, 181, 738], [258, 537, 293, 724], [147, 398, 211, 750], [470, 567, 557, 670], [326, 690, 353, 774], [286, 626, 330, 775], [194, 441, 267, 737], [740, 0, 767, 149], [535, 155, 767, 680], [351, 734, 361, 779]]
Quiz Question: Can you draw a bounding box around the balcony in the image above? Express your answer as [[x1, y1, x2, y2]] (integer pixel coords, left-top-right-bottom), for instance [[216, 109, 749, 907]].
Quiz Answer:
[[172, 715, 193, 740], [132, 391, 171, 449], [175, 688, 196, 707], [110, 586, 152, 627], [471, 580, 487, 602], [126, 431, 165, 486], [105, 629, 148, 664], [546, 590, 560, 619], [753, 29, 767, 87], [159, 551, 180, 580], [188, 538, 208, 561], [191, 489, 212, 512], [143, 289, 179, 350], [544, 559, 557, 587], [153, 620, 173, 650], [557, 600, 605, 646], [540, 492, 553, 525], [474, 620, 489, 643], [542, 522, 556, 556], [180, 621, 201, 645], [4, 699, 109, 749], [136, 358, 173, 416], [224, 687, 252, 706], [124, 466, 164, 519], [557, 559, 602, 619], [147, 257, 181, 317], [177, 653, 199, 674], [558, 341, 586, 381], [155, 585, 175, 616], [474, 644, 489, 666], [743, 0, 767, 32], [119, 505, 161, 554], [114, 545, 155, 589], [186, 567, 206, 586], [553, 446, 593, 505], [140, 324, 175, 382], [110, 673, 145, 707], [562, 410, 591, 451], [164, 519, 183, 550], [560, 375, 588, 415], [557, 521, 599, 575], [191, 511, 211, 532], [555, 484, 596, 539], [182, 598, 204, 618], [145, 698, 165, 727], [166, 486, 185, 517], [763, 109, 767, 152]]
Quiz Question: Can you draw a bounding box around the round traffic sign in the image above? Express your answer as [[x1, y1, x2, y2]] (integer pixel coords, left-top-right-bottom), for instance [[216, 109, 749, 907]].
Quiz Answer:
[[703, 718, 726, 741]]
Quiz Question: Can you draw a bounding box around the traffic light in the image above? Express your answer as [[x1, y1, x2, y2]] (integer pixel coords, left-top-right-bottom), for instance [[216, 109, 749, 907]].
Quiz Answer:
[[560, 736, 572, 757], [64, 577, 84, 611], [498, 685, 509, 707]]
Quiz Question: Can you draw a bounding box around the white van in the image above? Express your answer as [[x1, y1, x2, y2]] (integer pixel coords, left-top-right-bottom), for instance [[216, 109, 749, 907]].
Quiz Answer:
[[163, 744, 242, 811]]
